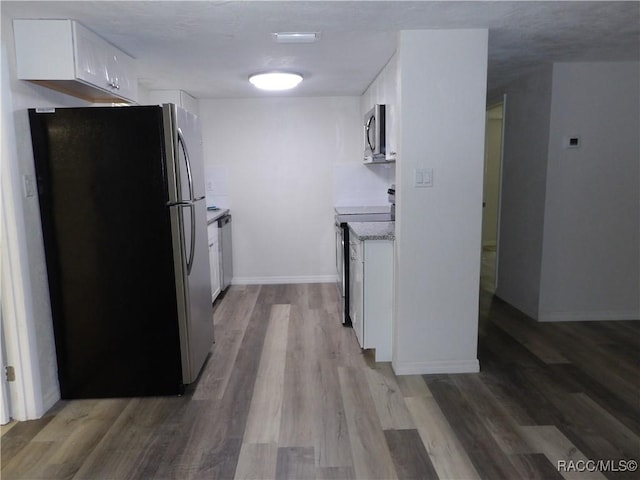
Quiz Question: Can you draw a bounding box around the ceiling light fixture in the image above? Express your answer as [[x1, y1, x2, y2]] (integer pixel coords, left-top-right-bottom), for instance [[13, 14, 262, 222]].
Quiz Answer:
[[249, 72, 303, 91], [274, 32, 319, 44]]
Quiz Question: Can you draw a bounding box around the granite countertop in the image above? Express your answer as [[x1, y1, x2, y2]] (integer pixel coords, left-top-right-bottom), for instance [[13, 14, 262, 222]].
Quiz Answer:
[[335, 205, 391, 215], [206, 208, 229, 225], [348, 221, 395, 241]]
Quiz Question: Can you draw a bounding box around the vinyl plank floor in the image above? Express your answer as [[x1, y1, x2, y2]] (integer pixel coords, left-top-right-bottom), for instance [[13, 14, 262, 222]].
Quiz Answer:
[[234, 443, 279, 480], [242, 304, 290, 443], [5, 399, 129, 480], [365, 364, 415, 430], [278, 305, 315, 447], [1, 414, 56, 470], [404, 394, 480, 480], [71, 397, 179, 480], [517, 425, 608, 480], [312, 358, 354, 468], [275, 446, 315, 480], [384, 429, 439, 480], [338, 366, 398, 480], [2, 284, 638, 480], [426, 375, 525, 480], [193, 285, 261, 401]]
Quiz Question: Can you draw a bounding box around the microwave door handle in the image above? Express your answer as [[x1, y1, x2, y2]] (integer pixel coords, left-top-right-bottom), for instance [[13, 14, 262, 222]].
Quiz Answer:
[[366, 115, 376, 152]]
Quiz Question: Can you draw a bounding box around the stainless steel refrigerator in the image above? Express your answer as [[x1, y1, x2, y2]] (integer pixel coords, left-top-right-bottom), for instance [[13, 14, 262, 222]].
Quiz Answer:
[[28, 104, 213, 398]]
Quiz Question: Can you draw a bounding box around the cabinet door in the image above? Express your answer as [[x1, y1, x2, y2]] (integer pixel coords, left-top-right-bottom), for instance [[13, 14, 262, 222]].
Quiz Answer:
[[73, 22, 110, 90], [104, 45, 137, 101], [208, 226, 221, 302], [361, 240, 394, 361], [73, 21, 137, 102], [349, 240, 364, 347]]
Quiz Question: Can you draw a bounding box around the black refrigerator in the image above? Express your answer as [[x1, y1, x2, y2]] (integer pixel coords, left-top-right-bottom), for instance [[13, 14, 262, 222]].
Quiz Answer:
[[28, 104, 213, 399]]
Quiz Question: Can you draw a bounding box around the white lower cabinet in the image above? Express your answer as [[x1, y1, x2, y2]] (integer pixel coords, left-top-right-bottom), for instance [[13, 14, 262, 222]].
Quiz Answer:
[[349, 239, 365, 345], [349, 236, 394, 362], [208, 224, 221, 302]]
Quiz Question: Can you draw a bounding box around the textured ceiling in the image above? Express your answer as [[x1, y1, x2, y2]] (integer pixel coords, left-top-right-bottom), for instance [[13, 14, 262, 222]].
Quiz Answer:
[[2, 1, 639, 98]]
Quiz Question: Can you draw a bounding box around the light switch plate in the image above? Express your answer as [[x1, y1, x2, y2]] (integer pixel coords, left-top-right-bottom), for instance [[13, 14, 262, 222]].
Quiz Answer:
[[414, 168, 433, 188]]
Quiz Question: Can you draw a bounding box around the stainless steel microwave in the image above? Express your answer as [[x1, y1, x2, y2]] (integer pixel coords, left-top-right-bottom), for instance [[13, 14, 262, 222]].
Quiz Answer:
[[364, 104, 386, 162]]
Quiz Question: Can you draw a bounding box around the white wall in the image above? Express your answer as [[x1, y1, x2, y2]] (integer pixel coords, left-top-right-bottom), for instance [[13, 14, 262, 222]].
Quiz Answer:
[[497, 61, 640, 322], [333, 162, 394, 207], [1, 14, 93, 419], [392, 30, 488, 374], [539, 62, 640, 321], [199, 97, 362, 284], [495, 65, 553, 319]]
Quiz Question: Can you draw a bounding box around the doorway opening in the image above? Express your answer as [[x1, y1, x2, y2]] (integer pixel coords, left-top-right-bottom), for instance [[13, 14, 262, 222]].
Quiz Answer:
[[481, 99, 505, 293]]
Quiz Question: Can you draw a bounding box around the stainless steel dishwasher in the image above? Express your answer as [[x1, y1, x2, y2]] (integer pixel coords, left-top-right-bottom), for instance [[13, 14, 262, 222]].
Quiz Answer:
[[218, 214, 233, 290]]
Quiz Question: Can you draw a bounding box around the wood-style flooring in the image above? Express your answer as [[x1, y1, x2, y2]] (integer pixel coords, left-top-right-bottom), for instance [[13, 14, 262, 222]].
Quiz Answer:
[[2, 282, 638, 479]]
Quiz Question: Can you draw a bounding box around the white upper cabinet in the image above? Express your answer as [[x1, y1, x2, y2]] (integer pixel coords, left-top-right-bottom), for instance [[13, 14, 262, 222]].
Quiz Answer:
[[361, 54, 398, 163], [148, 90, 199, 116], [13, 19, 138, 103]]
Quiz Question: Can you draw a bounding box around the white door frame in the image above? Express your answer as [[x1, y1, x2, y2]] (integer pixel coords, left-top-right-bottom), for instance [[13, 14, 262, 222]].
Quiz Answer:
[[1, 312, 11, 425], [1, 172, 45, 422], [1, 43, 46, 421]]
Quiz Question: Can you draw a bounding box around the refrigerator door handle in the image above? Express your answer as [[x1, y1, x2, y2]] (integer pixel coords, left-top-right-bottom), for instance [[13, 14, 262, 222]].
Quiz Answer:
[[177, 126, 197, 275], [177, 127, 195, 202], [168, 202, 196, 275], [186, 203, 196, 275], [166, 198, 204, 207], [167, 200, 193, 207]]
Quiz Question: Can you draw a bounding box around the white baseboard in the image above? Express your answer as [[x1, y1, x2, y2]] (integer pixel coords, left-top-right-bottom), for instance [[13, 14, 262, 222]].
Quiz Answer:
[[538, 310, 640, 322], [232, 275, 338, 285], [392, 358, 480, 375]]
